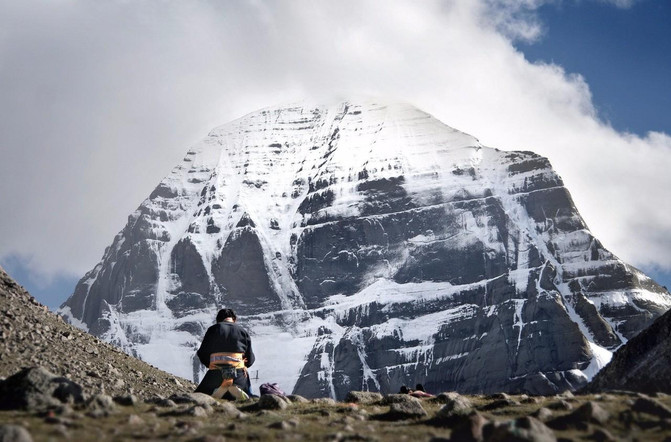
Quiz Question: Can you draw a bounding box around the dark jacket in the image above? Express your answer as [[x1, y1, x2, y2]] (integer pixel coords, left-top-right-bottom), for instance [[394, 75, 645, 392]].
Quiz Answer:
[[196, 321, 255, 368], [195, 321, 255, 397]]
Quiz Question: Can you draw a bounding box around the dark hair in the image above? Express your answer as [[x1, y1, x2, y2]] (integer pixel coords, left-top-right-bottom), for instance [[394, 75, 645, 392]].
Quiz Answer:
[[415, 383, 425, 392], [216, 308, 237, 322]]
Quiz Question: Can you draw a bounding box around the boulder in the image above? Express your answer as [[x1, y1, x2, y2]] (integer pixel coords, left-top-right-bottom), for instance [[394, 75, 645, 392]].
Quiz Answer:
[[571, 401, 610, 425], [432, 391, 466, 404], [0, 367, 84, 411], [434, 394, 473, 423], [385, 399, 427, 420], [381, 394, 419, 405], [286, 394, 309, 404], [448, 411, 488, 442], [548, 401, 609, 430], [345, 391, 383, 404], [258, 394, 290, 410], [0, 425, 33, 442]]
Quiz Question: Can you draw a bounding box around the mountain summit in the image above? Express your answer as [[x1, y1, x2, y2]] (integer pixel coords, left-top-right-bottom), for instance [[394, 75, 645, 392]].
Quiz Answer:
[[60, 100, 671, 398]]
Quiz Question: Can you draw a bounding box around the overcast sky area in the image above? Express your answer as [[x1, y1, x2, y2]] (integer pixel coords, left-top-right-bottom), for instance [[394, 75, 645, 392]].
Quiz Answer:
[[1, 0, 670, 309]]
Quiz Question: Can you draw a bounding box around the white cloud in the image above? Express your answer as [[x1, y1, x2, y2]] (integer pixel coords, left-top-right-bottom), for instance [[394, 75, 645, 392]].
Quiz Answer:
[[0, 0, 669, 291]]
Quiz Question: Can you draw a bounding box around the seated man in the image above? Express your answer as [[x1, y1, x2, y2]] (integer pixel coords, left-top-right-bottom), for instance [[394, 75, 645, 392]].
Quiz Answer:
[[195, 308, 255, 399]]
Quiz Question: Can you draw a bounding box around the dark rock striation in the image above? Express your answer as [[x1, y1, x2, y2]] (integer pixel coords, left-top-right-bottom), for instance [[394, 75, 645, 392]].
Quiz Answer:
[[57, 100, 671, 398]]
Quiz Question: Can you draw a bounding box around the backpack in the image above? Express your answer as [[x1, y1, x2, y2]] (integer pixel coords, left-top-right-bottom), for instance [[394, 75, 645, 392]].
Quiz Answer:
[[259, 382, 285, 396]]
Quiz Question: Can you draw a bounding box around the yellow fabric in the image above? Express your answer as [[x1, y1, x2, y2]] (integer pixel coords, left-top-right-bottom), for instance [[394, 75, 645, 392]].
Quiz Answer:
[[208, 352, 246, 369]]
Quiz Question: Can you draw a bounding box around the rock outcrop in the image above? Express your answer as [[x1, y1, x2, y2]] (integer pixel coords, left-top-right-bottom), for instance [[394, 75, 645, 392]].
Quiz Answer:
[[585, 307, 671, 394]]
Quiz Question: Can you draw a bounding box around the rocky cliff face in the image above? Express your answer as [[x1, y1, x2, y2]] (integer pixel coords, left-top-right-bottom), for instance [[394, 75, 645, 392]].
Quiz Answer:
[[59, 100, 671, 399]]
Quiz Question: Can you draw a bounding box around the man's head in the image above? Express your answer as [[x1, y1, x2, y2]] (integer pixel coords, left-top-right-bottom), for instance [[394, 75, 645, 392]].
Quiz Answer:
[[216, 308, 237, 323]]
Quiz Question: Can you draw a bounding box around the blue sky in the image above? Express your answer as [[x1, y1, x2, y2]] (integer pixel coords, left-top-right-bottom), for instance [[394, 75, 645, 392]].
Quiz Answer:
[[518, 0, 671, 136], [515, 0, 671, 292], [1, 0, 670, 309]]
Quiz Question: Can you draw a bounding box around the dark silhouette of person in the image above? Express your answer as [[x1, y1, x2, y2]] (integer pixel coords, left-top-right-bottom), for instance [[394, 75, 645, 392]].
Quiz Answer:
[[195, 308, 255, 399]]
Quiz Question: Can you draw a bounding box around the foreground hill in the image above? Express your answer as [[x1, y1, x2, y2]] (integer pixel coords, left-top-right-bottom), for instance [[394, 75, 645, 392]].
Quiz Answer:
[[586, 307, 671, 394], [0, 265, 194, 397]]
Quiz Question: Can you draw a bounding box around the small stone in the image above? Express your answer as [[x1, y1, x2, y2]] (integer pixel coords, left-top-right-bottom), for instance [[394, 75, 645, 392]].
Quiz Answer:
[[51, 424, 69, 438], [87, 394, 116, 412], [156, 399, 178, 408], [169, 392, 218, 407], [548, 401, 609, 430], [382, 394, 421, 405], [435, 394, 473, 420], [573, 401, 610, 425], [259, 394, 290, 410], [547, 400, 572, 411], [386, 398, 428, 420], [479, 398, 519, 411], [487, 392, 510, 401], [448, 410, 488, 442], [590, 427, 616, 442], [484, 416, 556, 442], [268, 420, 293, 430], [54, 404, 74, 416], [193, 436, 226, 442], [113, 394, 138, 406], [431, 391, 465, 404], [312, 397, 337, 406], [216, 401, 240, 417], [286, 394, 309, 404], [189, 406, 209, 417], [532, 407, 553, 422], [127, 414, 144, 425], [558, 390, 574, 399], [256, 410, 280, 418], [86, 409, 108, 418], [631, 397, 671, 418], [344, 391, 383, 404]]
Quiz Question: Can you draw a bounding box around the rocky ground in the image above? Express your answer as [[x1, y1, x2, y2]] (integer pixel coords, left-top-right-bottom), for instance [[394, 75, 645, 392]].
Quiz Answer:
[[3, 266, 671, 441], [2, 383, 671, 441]]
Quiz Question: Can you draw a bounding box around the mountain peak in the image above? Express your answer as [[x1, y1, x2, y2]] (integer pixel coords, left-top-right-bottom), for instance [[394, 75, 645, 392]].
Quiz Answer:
[[60, 101, 671, 399]]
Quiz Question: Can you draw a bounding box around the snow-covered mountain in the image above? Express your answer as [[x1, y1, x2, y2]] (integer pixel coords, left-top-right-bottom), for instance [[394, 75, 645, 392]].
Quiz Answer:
[[59, 100, 671, 398]]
